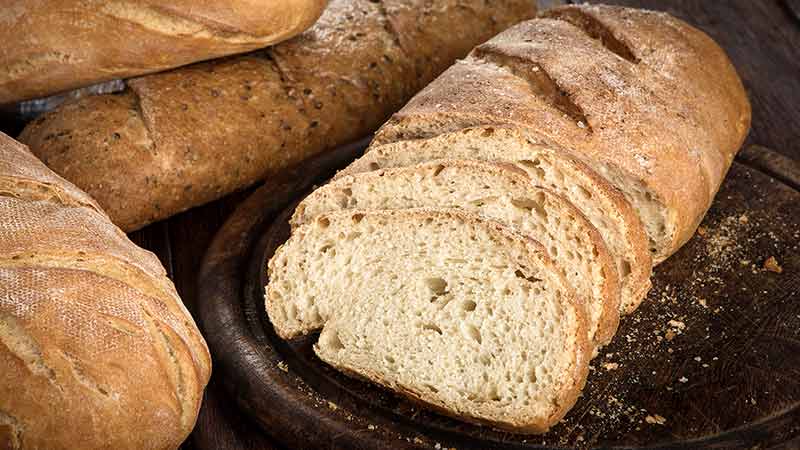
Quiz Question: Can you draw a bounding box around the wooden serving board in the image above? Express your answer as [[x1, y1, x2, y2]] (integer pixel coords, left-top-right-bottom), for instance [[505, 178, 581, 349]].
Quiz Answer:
[[195, 143, 800, 450]]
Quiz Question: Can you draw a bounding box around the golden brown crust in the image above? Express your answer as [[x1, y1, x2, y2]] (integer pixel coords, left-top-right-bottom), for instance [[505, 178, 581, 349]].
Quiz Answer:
[[373, 5, 749, 262], [0, 132, 211, 449], [540, 4, 751, 255], [0, 0, 328, 103], [19, 0, 537, 232]]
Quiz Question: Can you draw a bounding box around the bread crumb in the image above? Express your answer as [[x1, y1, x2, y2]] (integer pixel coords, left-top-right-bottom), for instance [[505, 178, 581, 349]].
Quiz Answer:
[[694, 356, 702, 362], [277, 361, 289, 372], [645, 414, 667, 425], [696, 226, 707, 236], [696, 297, 707, 308], [738, 214, 749, 224], [602, 362, 619, 371], [678, 376, 688, 383], [368, 424, 376, 430], [668, 320, 686, 330], [327, 401, 338, 411], [764, 256, 783, 273]]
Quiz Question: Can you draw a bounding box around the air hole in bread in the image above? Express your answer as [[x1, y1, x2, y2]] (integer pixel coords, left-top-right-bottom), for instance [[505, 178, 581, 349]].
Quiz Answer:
[[514, 269, 542, 284], [351, 213, 364, 223], [482, 127, 495, 137], [517, 159, 546, 179], [424, 277, 448, 296], [431, 164, 445, 177], [285, 303, 297, 321], [317, 217, 330, 228], [462, 300, 477, 312], [463, 323, 482, 344], [422, 323, 443, 335], [322, 329, 344, 351], [488, 385, 501, 402], [368, 162, 380, 171]]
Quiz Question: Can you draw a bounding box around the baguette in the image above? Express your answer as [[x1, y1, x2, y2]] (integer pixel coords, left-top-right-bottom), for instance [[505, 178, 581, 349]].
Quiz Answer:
[[0, 0, 328, 103], [371, 4, 750, 264], [266, 208, 589, 433], [0, 132, 211, 449], [19, 0, 537, 232], [292, 159, 620, 348]]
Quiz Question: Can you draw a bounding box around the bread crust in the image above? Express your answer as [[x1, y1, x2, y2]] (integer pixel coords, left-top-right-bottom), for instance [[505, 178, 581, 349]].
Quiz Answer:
[[269, 207, 590, 433], [0, 132, 210, 450], [0, 0, 328, 103], [372, 5, 749, 263], [19, 0, 537, 232]]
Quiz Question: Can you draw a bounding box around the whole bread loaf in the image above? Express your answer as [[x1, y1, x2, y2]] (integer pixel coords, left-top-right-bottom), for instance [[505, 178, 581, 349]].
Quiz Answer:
[[0, 0, 328, 103], [19, 0, 537, 232], [370, 4, 750, 265], [0, 132, 211, 449]]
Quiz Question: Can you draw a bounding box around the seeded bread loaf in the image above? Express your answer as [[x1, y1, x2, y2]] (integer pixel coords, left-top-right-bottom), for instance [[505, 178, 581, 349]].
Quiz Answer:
[[266, 208, 589, 433], [0, 0, 328, 103], [292, 159, 620, 348], [0, 132, 211, 449], [370, 4, 750, 265], [18, 0, 537, 232]]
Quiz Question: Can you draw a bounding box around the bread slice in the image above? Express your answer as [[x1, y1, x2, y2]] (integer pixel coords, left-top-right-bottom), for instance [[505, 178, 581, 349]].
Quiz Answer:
[[292, 160, 619, 348], [266, 208, 589, 433], [341, 126, 651, 314]]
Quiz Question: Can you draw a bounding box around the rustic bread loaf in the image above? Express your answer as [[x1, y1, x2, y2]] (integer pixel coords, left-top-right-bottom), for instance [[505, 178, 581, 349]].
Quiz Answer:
[[370, 4, 750, 265], [0, 0, 328, 103], [344, 126, 652, 314], [18, 0, 537, 232], [266, 208, 589, 433], [292, 159, 620, 348], [0, 132, 211, 449]]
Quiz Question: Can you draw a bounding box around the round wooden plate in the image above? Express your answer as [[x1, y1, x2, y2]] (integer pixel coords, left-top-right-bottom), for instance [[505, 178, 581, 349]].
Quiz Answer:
[[196, 143, 800, 450]]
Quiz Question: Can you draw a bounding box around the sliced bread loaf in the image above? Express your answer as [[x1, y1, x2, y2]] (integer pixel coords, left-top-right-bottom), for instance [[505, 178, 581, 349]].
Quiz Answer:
[[292, 159, 620, 348], [266, 208, 589, 432], [369, 5, 749, 264], [342, 126, 651, 314]]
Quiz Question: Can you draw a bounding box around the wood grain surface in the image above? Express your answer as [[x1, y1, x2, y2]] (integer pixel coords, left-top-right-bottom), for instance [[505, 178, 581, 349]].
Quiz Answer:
[[0, 1, 798, 449]]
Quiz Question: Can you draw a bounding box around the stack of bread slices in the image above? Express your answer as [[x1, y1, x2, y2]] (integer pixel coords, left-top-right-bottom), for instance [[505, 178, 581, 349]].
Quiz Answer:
[[265, 4, 750, 433]]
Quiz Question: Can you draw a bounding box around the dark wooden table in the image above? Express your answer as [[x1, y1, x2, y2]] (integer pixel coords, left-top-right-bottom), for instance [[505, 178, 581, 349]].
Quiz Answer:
[[19, 1, 797, 449]]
